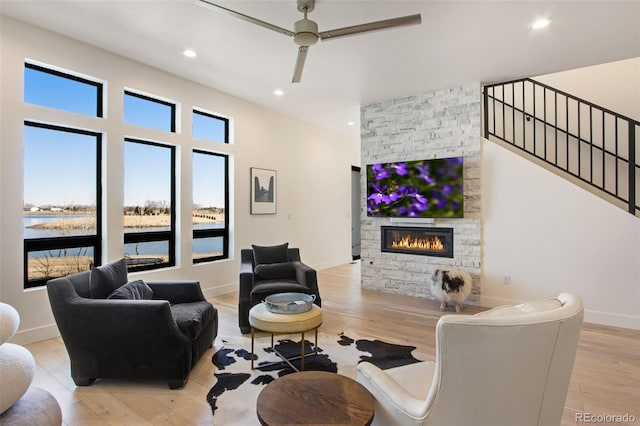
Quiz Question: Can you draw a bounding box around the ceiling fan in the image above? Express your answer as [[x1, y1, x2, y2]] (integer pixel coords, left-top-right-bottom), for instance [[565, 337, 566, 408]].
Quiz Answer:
[[197, 0, 421, 83]]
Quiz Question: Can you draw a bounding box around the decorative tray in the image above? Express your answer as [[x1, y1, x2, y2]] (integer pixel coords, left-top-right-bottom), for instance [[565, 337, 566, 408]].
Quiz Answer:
[[263, 292, 315, 314]]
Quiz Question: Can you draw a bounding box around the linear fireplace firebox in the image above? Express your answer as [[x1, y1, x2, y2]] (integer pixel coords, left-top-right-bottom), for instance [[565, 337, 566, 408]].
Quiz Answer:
[[381, 226, 454, 258]]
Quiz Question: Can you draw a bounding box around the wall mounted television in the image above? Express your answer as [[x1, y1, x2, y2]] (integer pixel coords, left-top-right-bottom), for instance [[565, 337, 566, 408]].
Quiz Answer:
[[366, 156, 464, 218]]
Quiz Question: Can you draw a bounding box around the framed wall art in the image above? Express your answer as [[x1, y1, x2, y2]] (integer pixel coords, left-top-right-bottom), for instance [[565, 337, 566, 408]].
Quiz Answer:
[[250, 167, 277, 214]]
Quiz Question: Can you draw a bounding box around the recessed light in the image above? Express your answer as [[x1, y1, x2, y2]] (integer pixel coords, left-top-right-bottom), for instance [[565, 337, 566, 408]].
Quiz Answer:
[[183, 49, 197, 58], [347, 121, 355, 126], [274, 89, 284, 96], [532, 18, 550, 29]]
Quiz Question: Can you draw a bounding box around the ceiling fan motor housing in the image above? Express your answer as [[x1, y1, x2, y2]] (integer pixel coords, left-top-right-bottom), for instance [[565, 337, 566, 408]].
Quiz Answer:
[[296, 0, 315, 13], [294, 18, 319, 46]]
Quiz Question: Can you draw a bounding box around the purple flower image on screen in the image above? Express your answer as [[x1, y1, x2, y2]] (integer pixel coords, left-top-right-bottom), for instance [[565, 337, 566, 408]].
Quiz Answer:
[[372, 163, 392, 180], [367, 184, 390, 205], [366, 157, 464, 218], [391, 162, 409, 176], [415, 165, 435, 184]]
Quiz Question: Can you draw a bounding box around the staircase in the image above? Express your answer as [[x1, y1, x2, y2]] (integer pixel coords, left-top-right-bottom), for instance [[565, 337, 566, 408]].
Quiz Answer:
[[483, 78, 639, 217]]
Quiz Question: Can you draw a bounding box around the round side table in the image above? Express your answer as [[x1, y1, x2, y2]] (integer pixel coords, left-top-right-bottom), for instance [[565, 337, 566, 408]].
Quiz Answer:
[[248, 303, 322, 371]]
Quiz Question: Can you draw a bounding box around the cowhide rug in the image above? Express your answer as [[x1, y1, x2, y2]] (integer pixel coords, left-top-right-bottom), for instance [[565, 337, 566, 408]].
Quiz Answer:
[[206, 331, 422, 425]]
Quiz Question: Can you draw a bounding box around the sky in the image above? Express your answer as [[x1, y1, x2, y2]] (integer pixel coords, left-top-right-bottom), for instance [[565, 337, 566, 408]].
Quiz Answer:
[[23, 66, 227, 209], [23, 125, 97, 207]]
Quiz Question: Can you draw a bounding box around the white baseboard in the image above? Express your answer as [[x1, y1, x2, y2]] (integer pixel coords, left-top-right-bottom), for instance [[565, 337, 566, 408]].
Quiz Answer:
[[315, 257, 353, 271], [582, 310, 640, 331], [202, 282, 236, 299], [480, 295, 521, 308], [481, 295, 640, 330], [10, 323, 60, 346]]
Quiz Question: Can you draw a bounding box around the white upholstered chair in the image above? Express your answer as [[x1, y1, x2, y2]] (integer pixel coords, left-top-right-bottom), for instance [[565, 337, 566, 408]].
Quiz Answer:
[[357, 293, 583, 426]]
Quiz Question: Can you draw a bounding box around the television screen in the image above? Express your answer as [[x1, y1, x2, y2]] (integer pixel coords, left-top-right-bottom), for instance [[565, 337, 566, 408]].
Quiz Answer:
[[366, 157, 464, 218]]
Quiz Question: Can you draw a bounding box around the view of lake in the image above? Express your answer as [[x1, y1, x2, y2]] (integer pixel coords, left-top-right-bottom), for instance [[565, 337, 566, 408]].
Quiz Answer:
[[24, 214, 224, 256]]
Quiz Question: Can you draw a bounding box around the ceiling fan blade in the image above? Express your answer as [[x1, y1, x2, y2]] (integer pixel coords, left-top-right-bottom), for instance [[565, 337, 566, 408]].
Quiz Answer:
[[197, 0, 295, 37], [318, 14, 421, 41], [292, 46, 309, 83]]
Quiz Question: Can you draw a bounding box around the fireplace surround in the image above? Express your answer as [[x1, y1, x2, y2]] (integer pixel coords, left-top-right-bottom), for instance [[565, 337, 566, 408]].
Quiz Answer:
[[360, 83, 480, 301], [381, 226, 454, 258]]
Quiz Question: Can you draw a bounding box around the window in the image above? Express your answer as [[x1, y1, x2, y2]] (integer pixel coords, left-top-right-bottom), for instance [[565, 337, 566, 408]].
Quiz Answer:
[[23, 122, 102, 288], [192, 109, 229, 143], [124, 90, 176, 132], [24, 62, 103, 117], [192, 150, 229, 263], [21, 61, 233, 284], [124, 139, 176, 271]]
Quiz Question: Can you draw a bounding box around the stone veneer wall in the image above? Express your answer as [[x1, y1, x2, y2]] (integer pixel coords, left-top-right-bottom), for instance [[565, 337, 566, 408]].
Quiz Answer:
[[360, 84, 482, 302]]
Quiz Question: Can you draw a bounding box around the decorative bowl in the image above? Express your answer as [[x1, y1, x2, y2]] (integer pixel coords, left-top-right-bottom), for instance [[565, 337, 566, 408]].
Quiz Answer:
[[263, 292, 315, 314]]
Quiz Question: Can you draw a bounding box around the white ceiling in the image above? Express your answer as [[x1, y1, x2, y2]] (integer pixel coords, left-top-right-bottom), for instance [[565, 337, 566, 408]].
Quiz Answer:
[[1, 0, 639, 139]]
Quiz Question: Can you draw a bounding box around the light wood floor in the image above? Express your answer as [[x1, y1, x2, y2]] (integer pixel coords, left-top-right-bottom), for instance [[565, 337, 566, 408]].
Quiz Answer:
[[25, 261, 640, 425]]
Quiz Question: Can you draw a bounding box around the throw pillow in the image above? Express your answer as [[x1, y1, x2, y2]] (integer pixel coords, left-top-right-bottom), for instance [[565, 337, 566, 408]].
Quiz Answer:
[[107, 280, 154, 300], [89, 258, 128, 299], [252, 243, 289, 265], [254, 262, 296, 280]]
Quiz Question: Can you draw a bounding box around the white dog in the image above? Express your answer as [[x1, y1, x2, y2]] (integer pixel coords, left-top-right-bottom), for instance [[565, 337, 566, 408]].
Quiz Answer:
[[431, 268, 472, 312]]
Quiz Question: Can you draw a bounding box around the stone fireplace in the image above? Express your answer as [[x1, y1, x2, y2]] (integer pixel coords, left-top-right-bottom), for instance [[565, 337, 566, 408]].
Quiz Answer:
[[381, 226, 453, 258], [360, 83, 481, 302]]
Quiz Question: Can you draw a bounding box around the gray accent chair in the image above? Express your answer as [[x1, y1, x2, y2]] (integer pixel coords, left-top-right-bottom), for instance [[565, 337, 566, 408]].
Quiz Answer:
[[47, 259, 218, 389], [239, 244, 321, 333]]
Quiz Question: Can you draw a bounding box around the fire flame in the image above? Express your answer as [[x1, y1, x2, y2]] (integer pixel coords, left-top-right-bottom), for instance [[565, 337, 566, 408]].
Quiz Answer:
[[391, 235, 445, 251]]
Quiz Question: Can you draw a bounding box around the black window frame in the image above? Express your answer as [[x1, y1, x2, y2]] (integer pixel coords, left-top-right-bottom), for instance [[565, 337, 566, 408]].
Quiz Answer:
[[24, 62, 104, 117], [124, 90, 176, 133], [192, 109, 230, 144], [123, 138, 176, 272], [23, 121, 103, 289], [192, 149, 229, 264]]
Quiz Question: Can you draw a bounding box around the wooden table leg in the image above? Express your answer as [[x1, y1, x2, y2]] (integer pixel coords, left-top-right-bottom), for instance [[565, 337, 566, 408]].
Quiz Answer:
[[314, 327, 318, 355]]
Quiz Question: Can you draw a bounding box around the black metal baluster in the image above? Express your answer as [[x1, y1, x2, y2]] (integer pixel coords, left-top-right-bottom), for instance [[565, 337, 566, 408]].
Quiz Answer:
[[602, 110, 606, 193], [577, 100, 581, 178], [483, 87, 489, 139], [628, 122, 636, 214], [589, 105, 593, 184], [555, 91, 558, 167], [500, 84, 506, 139], [543, 88, 547, 160], [492, 86, 496, 138], [533, 81, 537, 155], [522, 81, 526, 149], [566, 95, 570, 173], [512, 82, 516, 145], [615, 118, 619, 197]]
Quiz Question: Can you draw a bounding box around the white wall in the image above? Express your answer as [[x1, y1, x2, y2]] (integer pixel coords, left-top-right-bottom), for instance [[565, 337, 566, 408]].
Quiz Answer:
[[534, 57, 640, 121], [0, 16, 359, 344], [482, 141, 640, 329]]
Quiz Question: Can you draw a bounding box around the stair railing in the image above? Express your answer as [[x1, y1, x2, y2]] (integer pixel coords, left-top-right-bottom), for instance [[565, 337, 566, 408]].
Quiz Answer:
[[483, 78, 639, 216]]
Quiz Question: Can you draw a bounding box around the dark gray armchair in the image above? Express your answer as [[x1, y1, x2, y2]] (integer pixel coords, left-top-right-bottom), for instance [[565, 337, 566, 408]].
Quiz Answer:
[[239, 244, 321, 333], [47, 259, 218, 389]]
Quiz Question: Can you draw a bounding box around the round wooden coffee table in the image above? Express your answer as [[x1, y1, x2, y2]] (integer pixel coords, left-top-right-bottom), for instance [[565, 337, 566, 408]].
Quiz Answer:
[[256, 371, 375, 425]]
